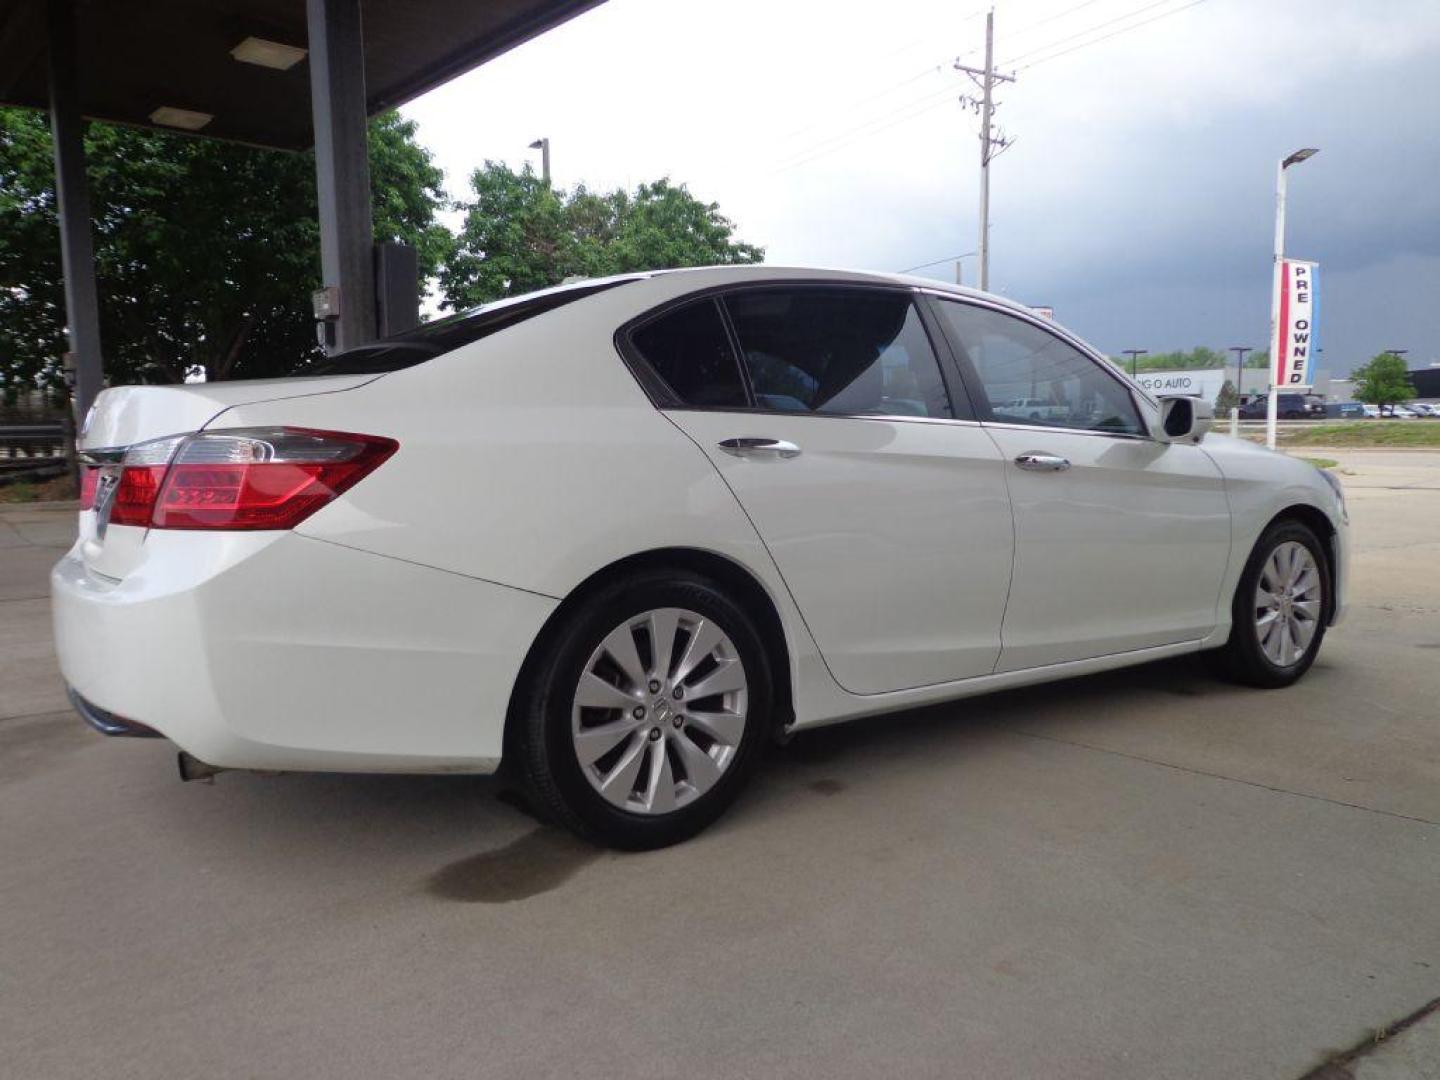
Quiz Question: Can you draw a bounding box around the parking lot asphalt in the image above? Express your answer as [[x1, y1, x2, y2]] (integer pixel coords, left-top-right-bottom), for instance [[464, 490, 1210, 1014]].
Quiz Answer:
[[2, 450, 1437, 1080]]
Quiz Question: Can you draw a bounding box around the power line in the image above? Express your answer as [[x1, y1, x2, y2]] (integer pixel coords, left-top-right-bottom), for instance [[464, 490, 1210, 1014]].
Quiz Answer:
[[996, 0, 1110, 45], [777, 62, 948, 145], [778, 5, 992, 147], [1013, 0, 1211, 69], [881, 6, 988, 62], [771, 85, 962, 173], [898, 252, 976, 274], [1006, 0, 1191, 66]]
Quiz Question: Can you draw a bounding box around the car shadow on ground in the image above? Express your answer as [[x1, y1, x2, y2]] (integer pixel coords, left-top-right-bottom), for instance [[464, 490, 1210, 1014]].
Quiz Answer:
[[761, 652, 1219, 779], [109, 650, 1232, 905]]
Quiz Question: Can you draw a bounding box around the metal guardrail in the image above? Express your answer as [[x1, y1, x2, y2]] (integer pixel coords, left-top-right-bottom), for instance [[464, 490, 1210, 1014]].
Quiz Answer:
[[0, 423, 69, 486], [1, 422, 66, 457]]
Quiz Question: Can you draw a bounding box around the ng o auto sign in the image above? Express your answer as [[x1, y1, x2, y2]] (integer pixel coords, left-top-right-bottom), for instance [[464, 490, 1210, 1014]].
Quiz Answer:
[[1134, 369, 1228, 400], [1273, 259, 1320, 388]]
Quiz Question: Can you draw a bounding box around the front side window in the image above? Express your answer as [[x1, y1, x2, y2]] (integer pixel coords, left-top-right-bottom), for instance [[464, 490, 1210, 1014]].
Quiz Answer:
[[935, 300, 1143, 435], [628, 299, 748, 408], [724, 289, 953, 419]]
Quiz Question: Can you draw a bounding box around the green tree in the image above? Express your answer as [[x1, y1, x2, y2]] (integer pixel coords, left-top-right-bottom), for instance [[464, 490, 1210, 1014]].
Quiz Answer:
[[1215, 379, 1239, 413], [0, 108, 450, 397], [1107, 347, 1268, 374], [442, 164, 762, 308], [1352, 352, 1415, 412]]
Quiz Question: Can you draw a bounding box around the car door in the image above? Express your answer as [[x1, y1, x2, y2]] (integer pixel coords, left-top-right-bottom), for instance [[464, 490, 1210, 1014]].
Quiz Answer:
[[621, 285, 1014, 695], [928, 295, 1231, 672]]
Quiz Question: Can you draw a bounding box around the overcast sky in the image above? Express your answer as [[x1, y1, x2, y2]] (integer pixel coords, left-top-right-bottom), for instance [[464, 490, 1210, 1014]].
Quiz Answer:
[[401, 0, 1440, 374]]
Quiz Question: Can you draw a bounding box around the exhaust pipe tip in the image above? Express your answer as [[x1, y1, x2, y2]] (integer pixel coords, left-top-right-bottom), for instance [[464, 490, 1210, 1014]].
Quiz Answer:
[[176, 751, 226, 783]]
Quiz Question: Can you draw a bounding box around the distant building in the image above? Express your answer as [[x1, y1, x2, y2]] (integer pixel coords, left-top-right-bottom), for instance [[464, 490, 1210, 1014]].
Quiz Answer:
[[1129, 368, 1357, 403], [1410, 368, 1440, 401]]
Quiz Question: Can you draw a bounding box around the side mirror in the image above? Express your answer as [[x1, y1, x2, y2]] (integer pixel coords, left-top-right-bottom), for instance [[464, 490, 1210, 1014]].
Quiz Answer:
[[1158, 395, 1212, 443]]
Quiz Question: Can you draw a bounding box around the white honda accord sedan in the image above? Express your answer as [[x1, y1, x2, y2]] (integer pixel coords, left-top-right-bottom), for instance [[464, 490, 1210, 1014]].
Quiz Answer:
[[53, 266, 1347, 848]]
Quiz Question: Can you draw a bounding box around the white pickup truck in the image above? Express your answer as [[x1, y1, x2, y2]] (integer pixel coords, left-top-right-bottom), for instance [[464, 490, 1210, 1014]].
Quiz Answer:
[[993, 397, 1070, 422]]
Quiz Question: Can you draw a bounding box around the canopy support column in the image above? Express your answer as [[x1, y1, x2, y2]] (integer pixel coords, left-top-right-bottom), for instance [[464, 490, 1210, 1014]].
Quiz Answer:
[[46, 0, 103, 422], [307, 0, 375, 352]]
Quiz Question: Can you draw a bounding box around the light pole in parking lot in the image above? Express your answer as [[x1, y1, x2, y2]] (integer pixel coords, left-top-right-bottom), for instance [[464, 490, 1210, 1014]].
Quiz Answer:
[[1268, 147, 1320, 449], [1229, 346, 1251, 401], [528, 137, 551, 185]]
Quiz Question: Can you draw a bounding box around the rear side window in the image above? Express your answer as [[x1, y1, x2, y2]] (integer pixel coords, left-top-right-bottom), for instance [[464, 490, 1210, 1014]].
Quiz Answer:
[[724, 289, 952, 418], [628, 299, 748, 408]]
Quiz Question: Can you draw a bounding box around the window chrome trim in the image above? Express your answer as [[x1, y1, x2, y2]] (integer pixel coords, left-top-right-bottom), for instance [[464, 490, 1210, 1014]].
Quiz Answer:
[[978, 419, 1157, 442], [76, 446, 127, 466], [658, 404, 986, 430]]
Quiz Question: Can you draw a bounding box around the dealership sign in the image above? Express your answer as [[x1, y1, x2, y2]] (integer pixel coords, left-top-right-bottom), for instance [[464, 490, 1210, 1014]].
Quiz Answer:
[[1134, 369, 1229, 400], [1273, 259, 1320, 388]]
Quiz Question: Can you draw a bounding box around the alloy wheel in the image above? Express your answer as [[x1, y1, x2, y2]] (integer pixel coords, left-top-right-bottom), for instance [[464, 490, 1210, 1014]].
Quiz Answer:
[[571, 607, 748, 815], [1253, 540, 1322, 667]]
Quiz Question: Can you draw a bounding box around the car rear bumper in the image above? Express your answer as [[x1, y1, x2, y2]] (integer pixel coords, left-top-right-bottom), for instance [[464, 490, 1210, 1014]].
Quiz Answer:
[[51, 532, 558, 774], [67, 686, 163, 737]]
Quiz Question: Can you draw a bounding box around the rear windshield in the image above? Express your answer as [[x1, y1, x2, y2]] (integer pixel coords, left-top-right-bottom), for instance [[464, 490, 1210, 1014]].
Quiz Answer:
[[294, 277, 640, 378]]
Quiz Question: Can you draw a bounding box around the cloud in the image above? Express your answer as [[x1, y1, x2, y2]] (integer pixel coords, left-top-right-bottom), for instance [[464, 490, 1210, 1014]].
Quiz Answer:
[[401, 0, 1440, 369]]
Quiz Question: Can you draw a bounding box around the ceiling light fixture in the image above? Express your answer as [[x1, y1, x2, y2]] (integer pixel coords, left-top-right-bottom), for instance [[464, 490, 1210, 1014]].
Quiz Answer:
[[231, 36, 307, 70], [148, 106, 214, 131]]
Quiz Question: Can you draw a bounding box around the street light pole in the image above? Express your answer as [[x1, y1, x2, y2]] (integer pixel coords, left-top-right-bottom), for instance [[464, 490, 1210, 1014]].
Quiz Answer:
[[528, 137, 550, 185], [1123, 349, 1147, 378], [1229, 346, 1251, 399], [1268, 147, 1318, 449]]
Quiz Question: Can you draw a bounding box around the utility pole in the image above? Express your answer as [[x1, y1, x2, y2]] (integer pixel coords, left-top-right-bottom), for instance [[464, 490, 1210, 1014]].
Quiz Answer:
[[1123, 349, 1148, 378], [956, 9, 1014, 292]]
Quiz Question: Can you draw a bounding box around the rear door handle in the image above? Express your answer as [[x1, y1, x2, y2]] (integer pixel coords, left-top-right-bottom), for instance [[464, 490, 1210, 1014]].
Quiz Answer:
[[1014, 452, 1070, 472], [718, 437, 802, 459]]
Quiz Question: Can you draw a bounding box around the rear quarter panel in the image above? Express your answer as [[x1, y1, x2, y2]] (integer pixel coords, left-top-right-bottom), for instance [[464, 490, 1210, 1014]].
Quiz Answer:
[[209, 279, 842, 725]]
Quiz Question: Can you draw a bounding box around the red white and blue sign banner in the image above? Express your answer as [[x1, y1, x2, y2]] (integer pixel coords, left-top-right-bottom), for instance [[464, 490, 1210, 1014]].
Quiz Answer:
[[1273, 258, 1320, 388]]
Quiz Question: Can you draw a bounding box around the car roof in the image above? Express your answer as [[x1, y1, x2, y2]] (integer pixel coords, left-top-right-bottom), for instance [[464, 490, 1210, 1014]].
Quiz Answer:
[[642, 264, 1041, 318]]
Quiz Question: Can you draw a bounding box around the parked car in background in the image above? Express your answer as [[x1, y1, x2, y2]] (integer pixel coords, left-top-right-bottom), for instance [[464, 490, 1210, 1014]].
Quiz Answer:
[[1362, 404, 1382, 418], [994, 396, 1070, 423], [1324, 401, 1366, 420], [1385, 404, 1420, 418], [51, 266, 1350, 849], [1238, 393, 1326, 420], [1407, 402, 1440, 417]]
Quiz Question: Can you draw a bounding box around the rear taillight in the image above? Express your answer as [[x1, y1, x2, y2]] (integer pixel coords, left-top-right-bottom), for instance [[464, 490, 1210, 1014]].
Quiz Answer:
[[79, 467, 99, 510], [110, 436, 187, 527], [105, 428, 396, 532]]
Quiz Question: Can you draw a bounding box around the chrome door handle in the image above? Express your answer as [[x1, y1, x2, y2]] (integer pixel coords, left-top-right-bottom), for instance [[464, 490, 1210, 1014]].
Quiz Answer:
[[1014, 452, 1070, 472], [718, 437, 801, 459]]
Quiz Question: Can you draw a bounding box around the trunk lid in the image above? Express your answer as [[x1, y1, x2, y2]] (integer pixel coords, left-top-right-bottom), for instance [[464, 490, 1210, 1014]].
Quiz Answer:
[[77, 374, 381, 578], [79, 375, 380, 451]]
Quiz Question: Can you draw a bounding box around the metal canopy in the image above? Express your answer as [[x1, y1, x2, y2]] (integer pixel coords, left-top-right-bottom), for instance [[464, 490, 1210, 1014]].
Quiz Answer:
[[0, 0, 602, 150]]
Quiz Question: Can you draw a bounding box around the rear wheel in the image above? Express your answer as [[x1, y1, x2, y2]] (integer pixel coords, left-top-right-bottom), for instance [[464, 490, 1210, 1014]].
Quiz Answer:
[[515, 570, 772, 849], [1206, 520, 1329, 688]]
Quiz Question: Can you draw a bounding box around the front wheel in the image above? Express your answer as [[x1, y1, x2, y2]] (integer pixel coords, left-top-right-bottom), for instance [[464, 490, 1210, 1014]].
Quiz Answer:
[[515, 570, 772, 849], [1206, 520, 1329, 688]]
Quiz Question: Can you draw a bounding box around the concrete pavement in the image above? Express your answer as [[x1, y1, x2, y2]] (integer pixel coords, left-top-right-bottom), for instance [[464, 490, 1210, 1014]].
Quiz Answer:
[[1, 453, 1436, 1079]]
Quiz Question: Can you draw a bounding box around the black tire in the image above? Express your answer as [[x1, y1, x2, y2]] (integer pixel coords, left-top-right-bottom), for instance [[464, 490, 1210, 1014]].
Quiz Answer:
[[514, 569, 773, 850], [1206, 519, 1330, 688]]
